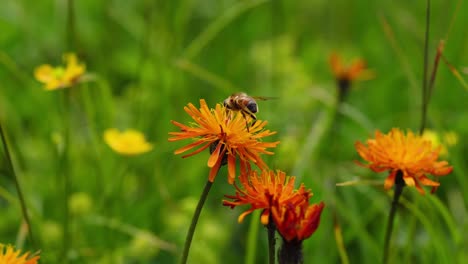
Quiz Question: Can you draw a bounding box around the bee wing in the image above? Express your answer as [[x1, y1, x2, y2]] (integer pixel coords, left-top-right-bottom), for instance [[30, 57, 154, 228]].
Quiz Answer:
[[251, 96, 278, 101]]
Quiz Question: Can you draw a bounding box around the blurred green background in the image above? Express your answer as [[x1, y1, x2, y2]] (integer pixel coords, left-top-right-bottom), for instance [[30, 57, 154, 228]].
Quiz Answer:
[[1, 0, 467, 263]]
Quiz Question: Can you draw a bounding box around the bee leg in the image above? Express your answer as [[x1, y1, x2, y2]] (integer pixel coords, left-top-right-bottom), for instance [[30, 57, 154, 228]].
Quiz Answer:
[[225, 109, 233, 125], [246, 113, 258, 132], [250, 118, 257, 128], [241, 112, 250, 132]]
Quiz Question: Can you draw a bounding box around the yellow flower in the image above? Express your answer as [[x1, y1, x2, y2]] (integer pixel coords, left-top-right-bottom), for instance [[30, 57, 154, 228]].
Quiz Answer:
[[169, 99, 279, 184], [443, 131, 458, 146], [355, 128, 453, 194], [34, 53, 86, 90], [0, 244, 40, 264], [422, 130, 458, 156], [104, 128, 153, 155]]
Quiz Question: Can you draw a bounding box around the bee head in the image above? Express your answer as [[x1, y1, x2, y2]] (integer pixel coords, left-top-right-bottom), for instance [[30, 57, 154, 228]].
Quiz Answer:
[[246, 101, 258, 113]]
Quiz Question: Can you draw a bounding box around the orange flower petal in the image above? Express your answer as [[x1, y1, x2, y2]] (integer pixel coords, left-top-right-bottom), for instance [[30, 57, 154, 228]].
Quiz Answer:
[[227, 154, 236, 185], [174, 140, 207, 155], [384, 171, 396, 190], [207, 142, 222, 168], [260, 210, 270, 225]]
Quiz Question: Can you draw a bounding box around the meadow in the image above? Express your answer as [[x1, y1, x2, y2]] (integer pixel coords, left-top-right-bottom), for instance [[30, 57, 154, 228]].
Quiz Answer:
[[0, 0, 467, 263]]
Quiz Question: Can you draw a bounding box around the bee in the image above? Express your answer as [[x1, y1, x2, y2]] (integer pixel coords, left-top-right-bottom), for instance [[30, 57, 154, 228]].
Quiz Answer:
[[223, 92, 273, 130]]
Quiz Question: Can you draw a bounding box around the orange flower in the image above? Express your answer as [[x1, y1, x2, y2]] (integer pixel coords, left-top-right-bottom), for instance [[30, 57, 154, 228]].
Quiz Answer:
[[329, 52, 368, 82], [355, 128, 453, 194], [329, 53, 373, 101], [169, 99, 279, 184], [223, 169, 311, 225], [0, 244, 40, 264], [272, 200, 325, 242]]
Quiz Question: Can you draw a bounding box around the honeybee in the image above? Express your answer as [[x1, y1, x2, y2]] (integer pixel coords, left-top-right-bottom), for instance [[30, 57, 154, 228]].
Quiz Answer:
[[223, 92, 273, 129]]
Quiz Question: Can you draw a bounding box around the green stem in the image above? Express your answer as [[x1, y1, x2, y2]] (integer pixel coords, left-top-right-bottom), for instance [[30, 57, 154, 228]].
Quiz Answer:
[[383, 171, 405, 264], [59, 90, 72, 262], [66, 0, 76, 50], [419, 0, 431, 135], [293, 96, 338, 182], [179, 180, 214, 264], [174, 59, 237, 93], [333, 213, 350, 264], [134, 0, 154, 128], [245, 210, 261, 264], [0, 123, 36, 247], [183, 0, 268, 60], [63, 1, 77, 258], [267, 215, 276, 264]]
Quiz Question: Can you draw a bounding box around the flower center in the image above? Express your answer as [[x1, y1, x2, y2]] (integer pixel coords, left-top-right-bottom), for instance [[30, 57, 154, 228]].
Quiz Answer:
[[53, 67, 65, 78]]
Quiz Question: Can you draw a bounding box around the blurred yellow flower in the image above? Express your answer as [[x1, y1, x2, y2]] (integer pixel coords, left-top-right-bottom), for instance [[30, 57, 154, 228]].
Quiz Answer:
[[443, 131, 458, 146], [0, 244, 40, 264], [34, 53, 86, 90], [69, 192, 93, 216], [355, 128, 453, 194], [422, 130, 458, 156], [104, 128, 153, 155]]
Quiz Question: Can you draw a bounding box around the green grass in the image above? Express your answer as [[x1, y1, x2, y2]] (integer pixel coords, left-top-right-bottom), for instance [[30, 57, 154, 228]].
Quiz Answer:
[[1, 0, 467, 263]]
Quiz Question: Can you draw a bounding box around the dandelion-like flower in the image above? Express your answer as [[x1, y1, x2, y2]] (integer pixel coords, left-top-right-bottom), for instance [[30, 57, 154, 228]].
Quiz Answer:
[[329, 53, 367, 83], [0, 244, 40, 264], [169, 99, 279, 184], [34, 53, 86, 90], [355, 128, 453, 194], [223, 169, 311, 225], [104, 128, 153, 155]]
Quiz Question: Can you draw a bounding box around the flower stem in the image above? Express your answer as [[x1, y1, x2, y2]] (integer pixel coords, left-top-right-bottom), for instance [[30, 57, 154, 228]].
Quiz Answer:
[[66, 0, 76, 50], [278, 238, 303, 264], [245, 210, 261, 264], [59, 90, 72, 263], [180, 180, 214, 264], [383, 171, 405, 264], [0, 122, 36, 247], [419, 0, 431, 135], [267, 215, 276, 264]]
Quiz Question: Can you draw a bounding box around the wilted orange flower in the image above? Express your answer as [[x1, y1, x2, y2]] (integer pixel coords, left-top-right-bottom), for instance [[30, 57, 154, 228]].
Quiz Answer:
[[223, 169, 311, 225], [169, 99, 279, 184], [0, 244, 40, 264], [104, 128, 153, 155], [355, 128, 453, 194], [34, 53, 86, 90], [272, 200, 325, 242]]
